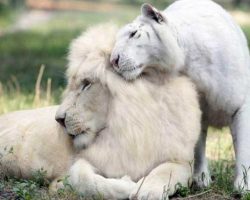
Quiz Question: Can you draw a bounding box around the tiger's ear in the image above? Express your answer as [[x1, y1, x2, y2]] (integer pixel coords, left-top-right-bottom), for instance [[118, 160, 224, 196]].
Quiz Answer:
[[141, 3, 165, 23]]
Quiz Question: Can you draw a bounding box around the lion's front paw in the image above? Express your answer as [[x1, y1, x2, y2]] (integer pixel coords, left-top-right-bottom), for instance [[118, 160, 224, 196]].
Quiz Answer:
[[130, 187, 165, 200], [129, 180, 166, 200]]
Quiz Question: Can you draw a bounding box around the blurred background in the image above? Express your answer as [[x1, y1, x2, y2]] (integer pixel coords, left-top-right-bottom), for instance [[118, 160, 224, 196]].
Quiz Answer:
[[0, 0, 250, 169]]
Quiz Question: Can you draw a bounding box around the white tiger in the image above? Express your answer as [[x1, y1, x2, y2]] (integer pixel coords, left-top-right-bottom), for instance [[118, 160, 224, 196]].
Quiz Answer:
[[110, 0, 250, 191]]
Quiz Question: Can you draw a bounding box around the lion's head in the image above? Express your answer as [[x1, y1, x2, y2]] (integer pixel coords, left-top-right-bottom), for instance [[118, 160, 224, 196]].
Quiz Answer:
[[110, 4, 184, 80], [55, 24, 118, 149]]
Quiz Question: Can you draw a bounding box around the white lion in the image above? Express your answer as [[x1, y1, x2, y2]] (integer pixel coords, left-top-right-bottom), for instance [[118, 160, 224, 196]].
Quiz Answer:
[[110, 0, 250, 191], [0, 23, 201, 199]]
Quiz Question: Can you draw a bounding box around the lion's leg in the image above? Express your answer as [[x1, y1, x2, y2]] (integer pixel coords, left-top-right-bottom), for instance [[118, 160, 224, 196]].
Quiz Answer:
[[230, 94, 250, 192], [193, 123, 211, 187], [53, 159, 136, 199], [130, 162, 192, 200]]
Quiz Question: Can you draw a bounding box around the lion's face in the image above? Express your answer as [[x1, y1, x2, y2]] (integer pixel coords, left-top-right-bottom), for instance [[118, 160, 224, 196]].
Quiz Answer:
[[110, 4, 184, 80], [56, 58, 110, 149]]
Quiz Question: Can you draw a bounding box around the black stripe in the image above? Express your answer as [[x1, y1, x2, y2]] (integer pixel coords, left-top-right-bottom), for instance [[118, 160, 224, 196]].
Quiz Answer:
[[232, 107, 240, 119], [149, 22, 162, 42]]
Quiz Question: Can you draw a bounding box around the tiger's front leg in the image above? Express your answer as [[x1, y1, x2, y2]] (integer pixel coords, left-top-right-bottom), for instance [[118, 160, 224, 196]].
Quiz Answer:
[[130, 162, 192, 200]]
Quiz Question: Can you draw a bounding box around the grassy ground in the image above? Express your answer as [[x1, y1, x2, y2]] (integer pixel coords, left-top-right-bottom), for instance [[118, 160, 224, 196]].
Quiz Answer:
[[0, 3, 250, 200]]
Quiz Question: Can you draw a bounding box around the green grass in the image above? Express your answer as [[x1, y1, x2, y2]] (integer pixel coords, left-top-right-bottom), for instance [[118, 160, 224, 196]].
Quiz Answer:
[[0, 30, 75, 91], [0, 6, 20, 29], [0, 5, 250, 200], [0, 173, 95, 200]]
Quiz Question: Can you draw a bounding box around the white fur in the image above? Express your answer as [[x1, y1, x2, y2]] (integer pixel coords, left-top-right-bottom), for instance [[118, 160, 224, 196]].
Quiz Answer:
[[0, 106, 73, 179], [111, 0, 250, 191], [0, 23, 201, 199]]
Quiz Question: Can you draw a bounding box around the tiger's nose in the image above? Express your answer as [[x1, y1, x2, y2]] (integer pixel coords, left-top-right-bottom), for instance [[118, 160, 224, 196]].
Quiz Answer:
[[55, 113, 66, 128], [110, 54, 120, 68]]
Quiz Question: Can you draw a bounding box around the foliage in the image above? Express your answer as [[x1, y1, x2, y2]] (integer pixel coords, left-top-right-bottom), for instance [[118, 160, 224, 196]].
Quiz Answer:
[[32, 169, 50, 188], [243, 192, 250, 200], [12, 179, 38, 200], [210, 160, 235, 194], [174, 183, 191, 197]]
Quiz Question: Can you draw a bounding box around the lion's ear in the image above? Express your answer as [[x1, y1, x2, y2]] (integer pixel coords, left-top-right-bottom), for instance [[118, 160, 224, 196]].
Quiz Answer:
[[141, 3, 165, 24]]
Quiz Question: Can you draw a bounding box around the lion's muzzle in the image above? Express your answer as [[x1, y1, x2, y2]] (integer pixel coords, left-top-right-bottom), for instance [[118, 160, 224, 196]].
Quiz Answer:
[[55, 111, 66, 128]]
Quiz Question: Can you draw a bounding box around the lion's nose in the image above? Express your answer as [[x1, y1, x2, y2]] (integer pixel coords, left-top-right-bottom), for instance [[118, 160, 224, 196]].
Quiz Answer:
[[55, 113, 66, 128], [111, 54, 120, 68]]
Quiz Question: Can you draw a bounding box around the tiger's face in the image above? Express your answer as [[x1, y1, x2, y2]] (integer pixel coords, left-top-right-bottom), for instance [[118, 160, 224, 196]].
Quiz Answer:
[[111, 22, 164, 80], [111, 4, 184, 80]]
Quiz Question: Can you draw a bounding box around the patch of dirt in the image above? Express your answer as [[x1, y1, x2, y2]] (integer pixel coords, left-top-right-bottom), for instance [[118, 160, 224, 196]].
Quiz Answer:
[[172, 191, 236, 200], [0, 188, 17, 200]]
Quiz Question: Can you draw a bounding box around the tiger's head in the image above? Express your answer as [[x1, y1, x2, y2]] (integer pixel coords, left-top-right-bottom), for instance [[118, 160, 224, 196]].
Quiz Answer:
[[110, 3, 184, 80]]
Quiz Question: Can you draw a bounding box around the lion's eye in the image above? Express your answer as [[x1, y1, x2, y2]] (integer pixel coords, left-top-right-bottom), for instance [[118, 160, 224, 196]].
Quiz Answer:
[[129, 30, 137, 39], [81, 79, 92, 91]]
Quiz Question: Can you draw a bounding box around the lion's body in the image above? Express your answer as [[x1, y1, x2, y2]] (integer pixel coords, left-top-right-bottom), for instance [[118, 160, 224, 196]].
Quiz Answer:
[[82, 76, 200, 181], [0, 106, 73, 179], [111, 0, 250, 190], [0, 23, 201, 199]]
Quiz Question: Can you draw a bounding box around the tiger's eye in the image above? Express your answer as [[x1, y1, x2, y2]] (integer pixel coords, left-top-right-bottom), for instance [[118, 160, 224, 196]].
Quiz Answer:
[[129, 30, 138, 38]]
